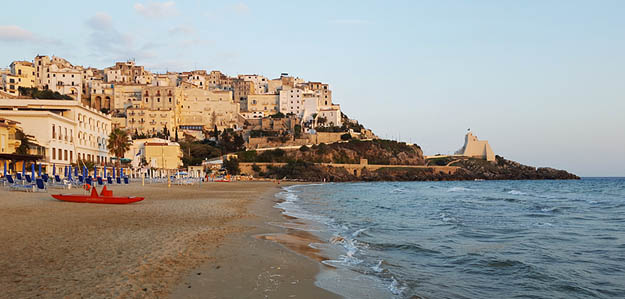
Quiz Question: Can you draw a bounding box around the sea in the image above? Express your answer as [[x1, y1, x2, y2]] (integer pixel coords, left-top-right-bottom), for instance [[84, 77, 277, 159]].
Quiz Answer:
[[274, 178, 625, 299]]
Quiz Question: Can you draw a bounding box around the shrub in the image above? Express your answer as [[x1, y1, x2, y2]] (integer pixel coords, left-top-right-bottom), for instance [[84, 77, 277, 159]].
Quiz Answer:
[[340, 133, 352, 141], [299, 145, 309, 152], [252, 164, 261, 172], [223, 157, 240, 175]]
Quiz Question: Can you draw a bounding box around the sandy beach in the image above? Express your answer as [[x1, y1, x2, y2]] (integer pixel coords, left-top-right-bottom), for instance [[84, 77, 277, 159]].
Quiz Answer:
[[0, 181, 340, 298]]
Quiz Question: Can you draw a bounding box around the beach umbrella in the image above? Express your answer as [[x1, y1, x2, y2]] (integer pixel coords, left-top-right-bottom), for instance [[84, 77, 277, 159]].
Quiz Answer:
[[74, 165, 78, 177], [83, 165, 87, 178], [68, 165, 72, 180], [64, 166, 67, 178], [113, 167, 116, 179], [38, 163, 42, 177], [22, 162, 25, 177], [31, 163, 35, 178], [104, 166, 107, 178], [94, 166, 98, 178], [120, 167, 124, 178], [53, 164, 56, 176], [3, 160, 6, 177]]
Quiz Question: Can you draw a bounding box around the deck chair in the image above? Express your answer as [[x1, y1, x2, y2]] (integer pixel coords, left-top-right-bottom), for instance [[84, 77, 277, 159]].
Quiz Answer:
[[85, 176, 93, 186], [16, 173, 22, 181], [97, 176, 104, 185], [34, 178, 47, 192], [7, 175, 34, 192], [25, 175, 32, 183], [116, 177, 121, 184], [42, 174, 49, 183], [107, 177, 113, 184], [123, 177, 129, 184]]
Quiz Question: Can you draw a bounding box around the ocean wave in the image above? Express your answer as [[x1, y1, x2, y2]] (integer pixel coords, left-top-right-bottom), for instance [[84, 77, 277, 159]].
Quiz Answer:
[[447, 187, 477, 192], [389, 276, 407, 295], [508, 190, 527, 195], [440, 212, 457, 223], [371, 260, 384, 273]]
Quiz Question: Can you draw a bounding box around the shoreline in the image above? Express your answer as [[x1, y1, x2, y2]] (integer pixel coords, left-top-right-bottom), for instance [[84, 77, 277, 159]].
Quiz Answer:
[[0, 182, 339, 298], [170, 182, 341, 298]]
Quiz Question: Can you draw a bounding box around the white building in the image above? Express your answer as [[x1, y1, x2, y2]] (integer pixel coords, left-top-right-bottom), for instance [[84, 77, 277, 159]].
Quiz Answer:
[[0, 99, 112, 168]]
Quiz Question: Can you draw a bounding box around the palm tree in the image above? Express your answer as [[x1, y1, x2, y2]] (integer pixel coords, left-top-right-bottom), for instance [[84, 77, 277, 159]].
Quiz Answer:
[[107, 128, 132, 162]]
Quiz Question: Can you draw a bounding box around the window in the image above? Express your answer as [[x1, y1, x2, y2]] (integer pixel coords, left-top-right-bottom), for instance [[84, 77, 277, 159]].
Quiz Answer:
[[52, 125, 55, 139], [64, 128, 68, 141], [70, 129, 73, 142], [168, 97, 172, 103], [58, 149, 62, 160], [52, 148, 56, 159], [70, 151, 73, 162], [64, 150, 68, 160]]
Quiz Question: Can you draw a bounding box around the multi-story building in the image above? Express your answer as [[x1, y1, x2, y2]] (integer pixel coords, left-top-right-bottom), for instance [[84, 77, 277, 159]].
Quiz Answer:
[[0, 99, 112, 168], [279, 87, 304, 116], [126, 108, 175, 137], [125, 86, 181, 136], [242, 94, 279, 116], [45, 63, 83, 101], [177, 83, 239, 132], [88, 80, 114, 111], [232, 78, 254, 103], [124, 138, 182, 170], [104, 61, 151, 84], [33, 55, 74, 89], [113, 84, 143, 110], [1, 61, 36, 96], [238, 74, 269, 94], [0, 117, 21, 154], [207, 70, 231, 90], [279, 84, 342, 127]]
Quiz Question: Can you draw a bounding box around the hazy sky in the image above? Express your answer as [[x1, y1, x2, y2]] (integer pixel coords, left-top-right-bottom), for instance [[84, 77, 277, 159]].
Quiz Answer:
[[1, 1, 623, 176]]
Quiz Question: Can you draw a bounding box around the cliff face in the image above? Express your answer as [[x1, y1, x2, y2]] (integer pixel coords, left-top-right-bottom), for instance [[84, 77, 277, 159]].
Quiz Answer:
[[257, 155, 579, 182], [293, 139, 425, 165], [239, 139, 424, 165]]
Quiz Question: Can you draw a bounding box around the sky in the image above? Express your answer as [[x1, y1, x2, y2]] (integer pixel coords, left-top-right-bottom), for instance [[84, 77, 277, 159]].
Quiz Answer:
[[1, 0, 624, 176]]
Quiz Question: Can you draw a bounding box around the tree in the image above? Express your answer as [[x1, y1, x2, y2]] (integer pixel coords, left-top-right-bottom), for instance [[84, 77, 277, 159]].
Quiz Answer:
[[107, 128, 132, 160], [14, 129, 30, 155], [223, 157, 240, 175], [294, 124, 302, 139]]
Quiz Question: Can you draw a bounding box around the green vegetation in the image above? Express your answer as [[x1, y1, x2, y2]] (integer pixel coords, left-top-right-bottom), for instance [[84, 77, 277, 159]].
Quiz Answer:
[[223, 157, 240, 175], [294, 124, 302, 138], [18, 87, 74, 100], [179, 140, 221, 166], [269, 112, 286, 118], [13, 129, 30, 155], [107, 128, 132, 159], [250, 130, 279, 138]]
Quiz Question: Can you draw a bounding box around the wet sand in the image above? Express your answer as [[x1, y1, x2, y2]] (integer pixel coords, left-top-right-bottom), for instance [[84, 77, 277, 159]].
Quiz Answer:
[[0, 181, 340, 298]]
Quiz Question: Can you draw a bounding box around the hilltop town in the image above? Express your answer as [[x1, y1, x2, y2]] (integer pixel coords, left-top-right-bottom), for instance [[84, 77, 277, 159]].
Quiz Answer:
[[0, 56, 577, 181]]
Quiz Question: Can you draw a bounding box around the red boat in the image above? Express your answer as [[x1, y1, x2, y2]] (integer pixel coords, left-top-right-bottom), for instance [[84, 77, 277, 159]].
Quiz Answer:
[[52, 186, 144, 204]]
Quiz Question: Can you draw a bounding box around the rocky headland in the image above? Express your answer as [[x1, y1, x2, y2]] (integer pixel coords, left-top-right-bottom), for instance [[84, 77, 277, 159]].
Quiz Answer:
[[237, 140, 579, 182]]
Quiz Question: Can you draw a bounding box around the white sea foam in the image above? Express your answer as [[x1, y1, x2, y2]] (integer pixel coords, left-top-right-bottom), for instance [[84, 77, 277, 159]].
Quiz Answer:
[[508, 190, 527, 195], [447, 187, 475, 192], [440, 213, 456, 223], [389, 276, 407, 295], [352, 228, 367, 238], [372, 260, 384, 273]]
